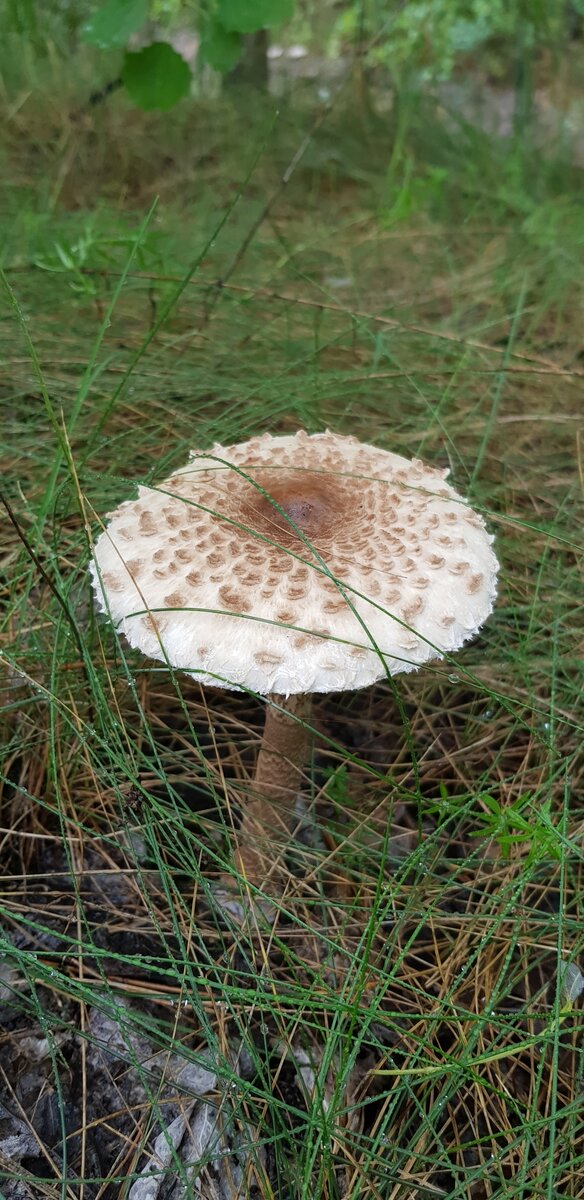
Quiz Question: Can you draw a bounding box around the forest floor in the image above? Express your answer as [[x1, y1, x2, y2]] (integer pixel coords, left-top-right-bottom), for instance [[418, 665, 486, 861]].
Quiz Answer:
[[0, 52, 583, 1200]]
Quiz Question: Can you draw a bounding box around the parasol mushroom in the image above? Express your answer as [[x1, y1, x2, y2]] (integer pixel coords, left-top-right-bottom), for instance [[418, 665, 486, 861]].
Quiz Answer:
[[90, 430, 498, 889]]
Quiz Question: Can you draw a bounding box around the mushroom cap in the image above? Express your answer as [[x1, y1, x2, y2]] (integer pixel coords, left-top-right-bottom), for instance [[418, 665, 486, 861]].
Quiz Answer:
[[90, 430, 498, 695]]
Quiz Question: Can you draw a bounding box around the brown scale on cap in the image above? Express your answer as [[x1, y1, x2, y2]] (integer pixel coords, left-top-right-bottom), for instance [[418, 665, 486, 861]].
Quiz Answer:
[[323, 598, 348, 614], [467, 572, 484, 594], [103, 572, 123, 592], [219, 585, 251, 613], [385, 589, 401, 606], [164, 590, 186, 608], [139, 512, 156, 535], [403, 596, 425, 623], [294, 635, 311, 649], [141, 613, 167, 636], [276, 609, 296, 623], [255, 651, 284, 667]]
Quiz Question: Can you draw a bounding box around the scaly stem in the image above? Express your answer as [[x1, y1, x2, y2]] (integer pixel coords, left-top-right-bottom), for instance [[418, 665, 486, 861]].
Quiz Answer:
[[234, 692, 313, 889]]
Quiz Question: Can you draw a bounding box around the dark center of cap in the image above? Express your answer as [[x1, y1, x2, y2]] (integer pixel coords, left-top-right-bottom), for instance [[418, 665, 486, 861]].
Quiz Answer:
[[278, 495, 324, 528], [245, 473, 340, 545]]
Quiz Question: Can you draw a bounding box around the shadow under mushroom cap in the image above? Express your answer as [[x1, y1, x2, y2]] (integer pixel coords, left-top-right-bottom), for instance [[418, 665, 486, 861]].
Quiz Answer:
[[90, 430, 499, 696]]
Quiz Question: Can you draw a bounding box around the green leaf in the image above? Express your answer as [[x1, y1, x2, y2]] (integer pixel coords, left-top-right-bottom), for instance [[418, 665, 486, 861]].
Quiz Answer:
[[121, 42, 192, 111], [199, 19, 243, 72], [217, 0, 295, 35], [82, 0, 149, 50]]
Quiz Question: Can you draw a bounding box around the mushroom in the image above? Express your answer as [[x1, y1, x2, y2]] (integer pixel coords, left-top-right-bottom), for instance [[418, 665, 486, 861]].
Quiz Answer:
[[90, 430, 498, 890]]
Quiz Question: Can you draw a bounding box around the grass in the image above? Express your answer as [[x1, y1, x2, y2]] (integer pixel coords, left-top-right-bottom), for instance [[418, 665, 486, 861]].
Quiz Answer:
[[0, 42, 583, 1200]]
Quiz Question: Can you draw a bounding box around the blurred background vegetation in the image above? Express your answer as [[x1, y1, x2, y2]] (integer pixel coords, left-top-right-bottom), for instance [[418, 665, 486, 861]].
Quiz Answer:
[[3, 0, 584, 106]]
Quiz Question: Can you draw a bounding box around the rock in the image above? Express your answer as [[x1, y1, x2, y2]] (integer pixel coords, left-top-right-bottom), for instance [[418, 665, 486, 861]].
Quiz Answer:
[[0, 1127, 39, 1160], [129, 1108, 194, 1200]]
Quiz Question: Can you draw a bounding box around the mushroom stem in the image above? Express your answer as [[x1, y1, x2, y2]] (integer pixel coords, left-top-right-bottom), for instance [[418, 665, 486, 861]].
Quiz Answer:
[[234, 692, 313, 887]]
